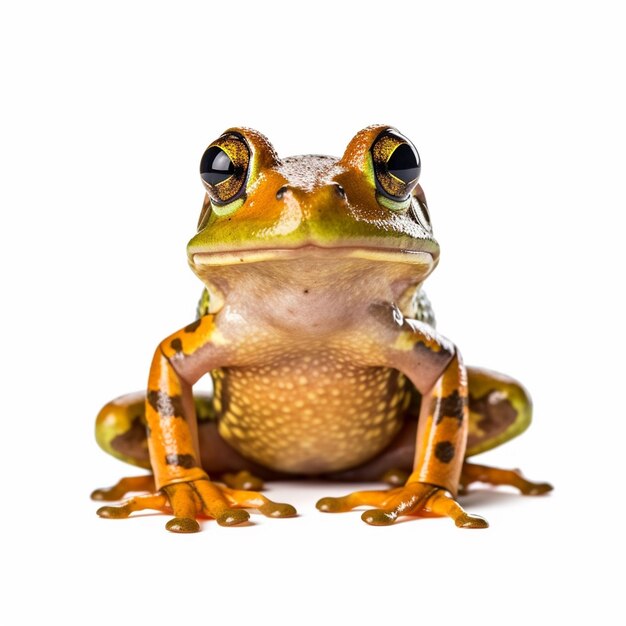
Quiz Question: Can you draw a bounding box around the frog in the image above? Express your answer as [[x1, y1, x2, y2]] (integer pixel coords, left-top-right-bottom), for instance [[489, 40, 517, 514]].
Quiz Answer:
[[92, 125, 552, 533]]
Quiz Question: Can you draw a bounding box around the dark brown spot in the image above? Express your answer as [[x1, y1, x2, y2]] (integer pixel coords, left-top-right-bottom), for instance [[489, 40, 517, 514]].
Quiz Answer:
[[303, 289, 309, 294], [184, 319, 202, 333], [147, 390, 185, 419], [469, 391, 518, 436], [434, 390, 467, 424], [110, 416, 150, 463], [165, 454, 197, 469], [170, 338, 183, 353], [435, 441, 455, 463]]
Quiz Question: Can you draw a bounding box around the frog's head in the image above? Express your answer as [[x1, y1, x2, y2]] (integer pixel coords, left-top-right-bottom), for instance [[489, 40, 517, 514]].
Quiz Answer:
[[187, 126, 439, 315]]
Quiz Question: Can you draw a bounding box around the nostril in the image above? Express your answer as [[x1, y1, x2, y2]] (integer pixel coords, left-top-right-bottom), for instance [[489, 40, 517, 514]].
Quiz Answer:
[[276, 186, 289, 200], [334, 184, 346, 199]]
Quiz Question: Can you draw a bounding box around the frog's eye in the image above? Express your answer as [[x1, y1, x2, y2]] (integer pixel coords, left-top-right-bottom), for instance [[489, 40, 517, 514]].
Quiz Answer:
[[371, 130, 421, 202], [200, 133, 250, 205], [201, 147, 234, 185]]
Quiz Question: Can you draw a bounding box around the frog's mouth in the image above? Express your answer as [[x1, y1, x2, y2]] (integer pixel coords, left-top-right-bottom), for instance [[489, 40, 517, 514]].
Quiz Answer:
[[190, 245, 438, 315], [191, 245, 436, 269]]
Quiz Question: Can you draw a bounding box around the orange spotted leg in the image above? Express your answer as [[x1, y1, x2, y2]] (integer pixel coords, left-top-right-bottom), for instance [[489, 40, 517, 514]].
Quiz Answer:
[[95, 314, 296, 532], [318, 329, 487, 529]]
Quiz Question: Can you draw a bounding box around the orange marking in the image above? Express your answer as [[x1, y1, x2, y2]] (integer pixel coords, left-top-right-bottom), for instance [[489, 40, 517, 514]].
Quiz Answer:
[[145, 316, 217, 490], [409, 354, 468, 494], [159, 315, 216, 359]]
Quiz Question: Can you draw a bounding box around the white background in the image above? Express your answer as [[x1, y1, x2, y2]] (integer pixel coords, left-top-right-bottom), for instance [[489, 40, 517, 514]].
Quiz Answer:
[[1, 1, 624, 624]]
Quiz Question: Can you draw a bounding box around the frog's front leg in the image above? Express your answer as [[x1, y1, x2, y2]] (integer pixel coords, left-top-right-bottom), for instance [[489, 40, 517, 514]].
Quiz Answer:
[[317, 304, 486, 528], [97, 315, 296, 532]]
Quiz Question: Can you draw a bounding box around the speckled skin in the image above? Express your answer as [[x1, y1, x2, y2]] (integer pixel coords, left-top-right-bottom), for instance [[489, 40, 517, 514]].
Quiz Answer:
[[203, 256, 423, 475], [93, 126, 552, 532], [214, 348, 408, 475]]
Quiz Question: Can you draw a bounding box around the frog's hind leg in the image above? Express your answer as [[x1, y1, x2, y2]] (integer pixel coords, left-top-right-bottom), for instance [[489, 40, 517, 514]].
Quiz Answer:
[[463, 367, 553, 495], [92, 392, 295, 531], [92, 390, 268, 501], [466, 366, 533, 457], [94, 391, 152, 470], [91, 391, 152, 501]]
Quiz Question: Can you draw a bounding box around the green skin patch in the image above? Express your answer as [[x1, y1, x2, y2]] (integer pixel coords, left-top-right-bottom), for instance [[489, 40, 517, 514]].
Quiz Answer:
[[376, 192, 412, 212], [210, 198, 244, 217]]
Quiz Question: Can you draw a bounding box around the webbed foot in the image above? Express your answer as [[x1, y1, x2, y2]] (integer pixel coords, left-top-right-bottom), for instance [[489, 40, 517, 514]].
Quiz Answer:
[[96, 477, 296, 532], [317, 482, 488, 528]]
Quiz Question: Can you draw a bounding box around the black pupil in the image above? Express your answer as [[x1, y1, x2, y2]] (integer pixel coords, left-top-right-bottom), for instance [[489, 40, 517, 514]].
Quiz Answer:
[[200, 146, 235, 185], [387, 143, 420, 183]]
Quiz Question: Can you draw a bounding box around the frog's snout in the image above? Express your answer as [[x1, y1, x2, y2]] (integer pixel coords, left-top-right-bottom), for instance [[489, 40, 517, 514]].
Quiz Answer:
[[274, 182, 347, 223]]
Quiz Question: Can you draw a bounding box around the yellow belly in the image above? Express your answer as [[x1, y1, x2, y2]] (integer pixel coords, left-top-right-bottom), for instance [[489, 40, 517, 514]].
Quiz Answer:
[[212, 357, 410, 474]]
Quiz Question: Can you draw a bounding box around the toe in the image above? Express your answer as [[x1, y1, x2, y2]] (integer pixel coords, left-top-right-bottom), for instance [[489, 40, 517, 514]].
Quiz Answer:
[[455, 513, 489, 529], [523, 482, 554, 496], [361, 509, 397, 526], [97, 505, 129, 519], [259, 501, 297, 518], [222, 471, 264, 491], [381, 469, 409, 487], [217, 509, 250, 526], [166, 517, 201, 533], [316, 497, 343, 512], [91, 488, 113, 502]]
